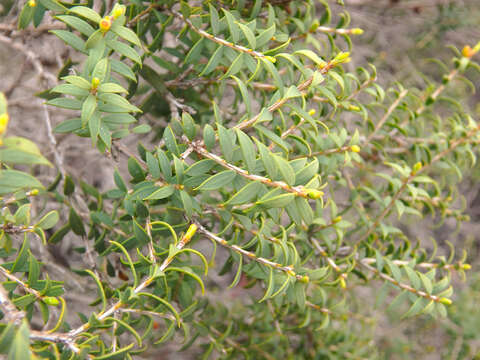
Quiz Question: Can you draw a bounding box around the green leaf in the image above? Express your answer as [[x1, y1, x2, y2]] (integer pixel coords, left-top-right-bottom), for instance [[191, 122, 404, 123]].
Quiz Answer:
[[92, 58, 109, 82], [107, 39, 142, 65], [260, 58, 284, 96], [8, 321, 30, 360], [231, 75, 252, 117], [203, 124, 216, 151], [165, 267, 205, 295], [98, 93, 141, 112], [68, 6, 101, 23], [46, 98, 82, 110], [50, 84, 89, 97], [236, 129, 257, 173], [35, 211, 59, 230], [50, 30, 85, 52], [273, 155, 295, 185], [18, 3, 35, 29], [256, 23, 275, 48], [39, 0, 67, 12], [221, 53, 244, 79], [0, 170, 43, 195], [144, 185, 175, 200], [294, 49, 327, 67], [111, 24, 142, 47], [163, 126, 179, 156], [209, 4, 220, 35], [56, 15, 94, 36], [256, 193, 295, 208], [111, 59, 136, 82], [223, 10, 240, 42], [69, 208, 85, 236], [97, 83, 128, 94], [199, 45, 224, 76], [238, 22, 256, 49], [81, 94, 96, 126], [62, 75, 91, 89], [225, 181, 262, 205], [195, 170, 236, 191]]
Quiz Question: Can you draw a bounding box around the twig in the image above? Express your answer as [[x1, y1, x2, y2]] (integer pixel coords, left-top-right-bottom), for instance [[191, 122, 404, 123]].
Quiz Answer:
[[184, 137, 314, 198], [195, 221, 309, 282]]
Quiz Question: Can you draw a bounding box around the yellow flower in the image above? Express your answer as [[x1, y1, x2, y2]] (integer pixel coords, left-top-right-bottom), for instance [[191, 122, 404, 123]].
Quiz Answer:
[[99, 16, 112, 33], [28, 0, 36, 7], [112, 4, 126, 19], [0, 113, 9, 135]]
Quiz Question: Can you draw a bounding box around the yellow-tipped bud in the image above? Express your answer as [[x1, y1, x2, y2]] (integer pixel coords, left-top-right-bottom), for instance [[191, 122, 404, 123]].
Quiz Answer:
[[339, 276, 346, 289], [28, 0, 36, 7], [412, 162, 422, 175], [43, 297, 60, 306], [91, 77, 100, 89], [308, 109, 316, 116], [287, 269, 296, 277], [306, 189, 324, 199], [309, 20, 319, 32], [99, 16, 112, 33], [462, 263, 472, 270], [264, 56, 276, 63], [439, 297, 452, 305], [350, 145, 361, 153], [112, 4, 126, 19], [332, 216, 342, 224], [351, 28, 364, 35], [0, 113, 9, 135], [334, 51, 351, 64], [462, 45, 474, 58], [27, 189, 39, 196], [300, 275, 309, 283], [349, 105, 360, 111], [183, 223, 198, 244]]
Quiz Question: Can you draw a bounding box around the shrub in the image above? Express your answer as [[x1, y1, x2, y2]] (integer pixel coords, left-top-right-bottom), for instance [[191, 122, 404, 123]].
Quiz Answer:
[[0, 1, 479, 358]]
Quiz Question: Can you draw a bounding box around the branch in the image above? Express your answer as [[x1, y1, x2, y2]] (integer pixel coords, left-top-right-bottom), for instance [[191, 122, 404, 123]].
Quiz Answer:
[[184, 137, 317, 198], [195, 221, 309, 282]]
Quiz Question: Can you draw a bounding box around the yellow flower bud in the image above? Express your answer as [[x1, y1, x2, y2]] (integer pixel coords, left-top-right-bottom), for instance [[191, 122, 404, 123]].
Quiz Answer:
[[349, 105, 360, 111], [0, 113, 9, 135], [439, 297, 452, 305], [412, 162, 422, 175], [43, 297, 60, 306], [182, 223, 198, 244], [309, 20, 319, 32], [332, 216, 342, 224], [112, 4, 126, 19], [462, 45, 474, 58], [28, 0, 36, 7], [27, 189, 39, 196], [334, 51, 351, 64], [300, 275, 309, 283], [91, 77, 100, 89], [99, 16, 112, 33], [351, 28, 364, 35], [339, 276, 346, 289], [306, 189, 324, 199], [462, 263, 472, 270], [350, 145, 360, 153], [308, 109, 316, 116]]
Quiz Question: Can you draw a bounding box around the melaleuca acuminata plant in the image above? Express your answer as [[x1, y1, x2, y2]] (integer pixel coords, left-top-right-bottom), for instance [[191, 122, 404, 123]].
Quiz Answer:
[[0, 0, 479, 358]]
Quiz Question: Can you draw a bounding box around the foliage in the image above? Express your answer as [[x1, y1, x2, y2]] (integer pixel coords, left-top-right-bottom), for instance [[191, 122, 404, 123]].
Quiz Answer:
[[0, 0, 479, 358]]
